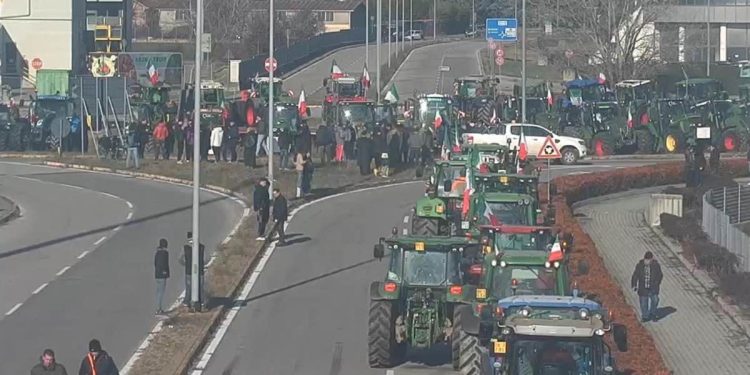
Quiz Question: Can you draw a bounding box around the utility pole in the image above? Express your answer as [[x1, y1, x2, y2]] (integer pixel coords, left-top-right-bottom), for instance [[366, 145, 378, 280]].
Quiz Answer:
[[268, 0, 275, 194], [366, 0, 369, 67], [433, 0, 437, 40], [472, 0, 476, 36], [706, 0, 711, 77], [521, 0, 526, 123], [395, 0, 399, 55], [377, 0, 382, 103], [401, 0, 405, 51], [191, 0, 203, 311], [388, 0, 392, 67], [410, 0, 413, 48]]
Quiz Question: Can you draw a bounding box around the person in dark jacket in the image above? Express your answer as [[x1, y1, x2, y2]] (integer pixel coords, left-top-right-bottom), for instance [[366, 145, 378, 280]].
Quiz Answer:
[[154, 238, 170, 315], [31, 349, 68, 375], [268, 188, 289, 246], [372, 128, 387, 173], [278, 131, 293, 170], [253, 178, 271, 239], [356, 129, 373, 175], [78, 339, 118, 375], [223, 122, 240, 162], [387, 127, 402, 170], [295, 122, 312, 156], [316, 124, 335, 165], [174, 120, 185, 163], [180, 232, 206, 307], [631, 251, 663, 322]]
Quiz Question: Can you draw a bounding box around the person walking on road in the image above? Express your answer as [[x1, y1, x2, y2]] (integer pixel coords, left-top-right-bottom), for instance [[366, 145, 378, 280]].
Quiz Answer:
[[210, 125, 224, 162], [269, 188, 289, 246], [154, 238, 170, 315], [253, 178, 271, 239], [180, 232, 206, 307], [152, 119, 169, 160], [631, 251, 663, 322], [78, 339, 118, 375], [293, 151, 305, 198], [31, 349, 68, 375]]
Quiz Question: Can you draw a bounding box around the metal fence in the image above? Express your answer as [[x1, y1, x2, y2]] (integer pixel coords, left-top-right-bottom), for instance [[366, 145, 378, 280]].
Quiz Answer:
[[702, 184, 750, 272]]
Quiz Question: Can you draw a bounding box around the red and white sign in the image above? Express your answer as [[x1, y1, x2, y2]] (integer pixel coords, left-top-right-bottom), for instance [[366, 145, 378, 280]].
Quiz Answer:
[[264, 57, 277, 73], [495, 57, 505, 66], [565, 49, 574, 59], [31, 58, 43, 70], [495, 49, 504, 58], [488, 41, 497, 50], [537, 136, 562, 159]]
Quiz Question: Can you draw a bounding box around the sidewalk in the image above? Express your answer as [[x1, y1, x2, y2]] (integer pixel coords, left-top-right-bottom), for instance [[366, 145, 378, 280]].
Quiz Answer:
[[575, 191, 750, 374]]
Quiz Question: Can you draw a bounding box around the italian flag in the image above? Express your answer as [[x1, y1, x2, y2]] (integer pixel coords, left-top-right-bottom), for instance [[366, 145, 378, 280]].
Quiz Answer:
[[490, 108, 498, 124], [434, 110, 443, 128], [361, 64, 371, 89], [481, 200, 500, 226], [548, 235, 564, 262], [627, 107, 633, 128], [518, 129, 528, 160], [298, 89, 308, 117], [547, 86, 553, 107], [331, 59, 344, 79], [462, 168, 474, 218], [147, 62, 159, 86]]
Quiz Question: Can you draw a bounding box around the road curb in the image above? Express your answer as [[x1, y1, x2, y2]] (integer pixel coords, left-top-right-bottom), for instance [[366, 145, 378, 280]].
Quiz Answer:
[[589, 152, 746, 160], [0, 195, 20, 225]]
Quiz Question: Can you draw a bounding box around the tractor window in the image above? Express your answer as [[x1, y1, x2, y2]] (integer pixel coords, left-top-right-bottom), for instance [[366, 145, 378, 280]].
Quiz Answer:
[[338, 82, 361, 97], [437, 166, 467, 197], [34, 99, 70, 120], [491, 265, 556, 299], [387, 247, 404, 282], [201, 89, 222, 105], [494, 231, 554, 251], [486, 202, 530, 225], [511, 338, 595, 375], [275, 106, 298, 125], [403, 250, 460, 286], [0, 111, 9, 122], [341, 105, 374, 123]]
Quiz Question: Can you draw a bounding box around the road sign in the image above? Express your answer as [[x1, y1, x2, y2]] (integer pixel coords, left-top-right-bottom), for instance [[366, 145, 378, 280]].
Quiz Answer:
[[565, 49, 574, 59], [537, 136, 561, 159], [495, 49, 504, 58], [439, 65, 451, 72], [31, 58, 42, 70], [495, 57, 505, 66], [264, 57, 277, 73], [201, 33, 212, 53], [485, 18, 518, 42], [488, 41, 497, 50]]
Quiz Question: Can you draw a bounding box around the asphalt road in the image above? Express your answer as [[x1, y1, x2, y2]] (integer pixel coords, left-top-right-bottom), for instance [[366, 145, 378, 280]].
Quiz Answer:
[[194, 159, 659, 375], [0, 161, 244, 374]]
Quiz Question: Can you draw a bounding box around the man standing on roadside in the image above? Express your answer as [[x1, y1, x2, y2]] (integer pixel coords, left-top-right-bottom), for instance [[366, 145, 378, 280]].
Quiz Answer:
[[253, 178, 271, 240], [180, 232, 205, 307], [269, 188, 289, 246], [154, 238, 170, 315], [78, 339, 118, 375], [152, 119, 169, 160], [31, 349, 68, 375], [125, 126, 140, 169], [631, 251, 663, 322]]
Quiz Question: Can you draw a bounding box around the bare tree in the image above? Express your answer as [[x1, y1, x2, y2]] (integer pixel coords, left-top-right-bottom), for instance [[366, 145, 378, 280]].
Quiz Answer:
[[532, 0, 676, 83]]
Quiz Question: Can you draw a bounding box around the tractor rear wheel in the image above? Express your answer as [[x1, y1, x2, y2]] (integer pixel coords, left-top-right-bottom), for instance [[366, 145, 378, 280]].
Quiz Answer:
[[0, 130, 8, 151], [635, 129, 654, 154], [591, 134, 614, 157], [411, 215, 444, 236], [477, 101, 493, 125], [664, 130, 684, 154], [453, 307, 482, 375], [368, 300, 405, 368], [721, 129, 742, 152]]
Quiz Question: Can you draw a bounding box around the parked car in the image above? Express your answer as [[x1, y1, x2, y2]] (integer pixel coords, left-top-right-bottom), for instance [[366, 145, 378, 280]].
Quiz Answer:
[[404, 30, 423, 40], [462, 123, 587, 164]]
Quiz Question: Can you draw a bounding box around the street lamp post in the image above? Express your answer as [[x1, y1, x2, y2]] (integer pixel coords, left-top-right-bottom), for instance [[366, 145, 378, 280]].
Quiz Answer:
[[268, 0, 275, 194], [409, 0, 413, 48], [388, 0, 392, 67], [395, 0, 398, 55], [366, 0, 369, 66], [191, 0, 203, 311], [401, 0, 405, 51], [706, 0, 711, 77], [472, 0, 476, 36], [377, 0, 382, 103], [433, 0, 437, 40], [521, 0, 526, 123]]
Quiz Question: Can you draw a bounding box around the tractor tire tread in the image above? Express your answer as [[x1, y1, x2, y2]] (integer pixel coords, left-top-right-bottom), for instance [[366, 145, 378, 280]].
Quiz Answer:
[[368, 300, 398, 368]]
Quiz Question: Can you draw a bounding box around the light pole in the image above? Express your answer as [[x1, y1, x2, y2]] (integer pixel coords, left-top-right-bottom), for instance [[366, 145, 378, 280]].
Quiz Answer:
[[409, 0, 413, 48], [191, 0, 203, 311], [433, 0, 437, 40], [366, 0, 369, 66], [521, 0, 526, 123], [514, 0, 518, 59], [395, 0, 399, 55], [268, 0, 275, 194], [401, 0, 405, 51], [377, 0, 382, 103], [706, 0, 711, 77], [472, 0, 476, 36], [388, 0, 392, 67]]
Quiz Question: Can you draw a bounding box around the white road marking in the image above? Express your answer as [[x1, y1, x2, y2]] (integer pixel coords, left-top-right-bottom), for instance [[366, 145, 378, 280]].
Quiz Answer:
[[5, 303, 22, 316], [77, 250, 89, 259], [56, 266, 71, 276], [99, 192, 120, 200], [126, 212, 133, 220], [386, 370, 395, 375], [188, 180, 422, 374], [113, 226, 122, 232], [94, 236, 107, 245], [475, 47, 484, 75], [568, 171, 590, 175], [32, 283, 48, 295], [403, 215, 409, 223], [126, 201, 133, 209], [402, 228, 408, 235]]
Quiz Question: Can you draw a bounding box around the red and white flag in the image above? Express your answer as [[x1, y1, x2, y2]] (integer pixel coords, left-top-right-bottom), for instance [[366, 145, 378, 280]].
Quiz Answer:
[[147, 63, 159, 86], [598, 72, 607, 84], [361, 64, 371, 89], [331, 59, 344, 79], [548, 235, 564, 262], [298, 90, 308, 117], [490, 108, 498, 124], [626, 107, 633, 128], [547, 87, 553, 107], [518, 129, 528, 161], [434, 110, 443, 128], [482, 202, 500, 226]]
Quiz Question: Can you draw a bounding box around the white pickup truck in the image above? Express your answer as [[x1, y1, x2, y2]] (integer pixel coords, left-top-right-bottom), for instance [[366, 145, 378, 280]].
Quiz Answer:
[[461, 123, 588, 164]]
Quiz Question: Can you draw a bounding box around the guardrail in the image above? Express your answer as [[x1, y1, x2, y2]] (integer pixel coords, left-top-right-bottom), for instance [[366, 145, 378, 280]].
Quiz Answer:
[[702, 184, 750, 272], [648, 193, 683, 226]]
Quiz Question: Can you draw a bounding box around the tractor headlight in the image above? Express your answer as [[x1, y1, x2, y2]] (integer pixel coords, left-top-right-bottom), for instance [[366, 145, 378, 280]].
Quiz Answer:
[[517, 199, 524, 205], [523, 198, 530, 205], [520, 307, 532, 317], [595, 328, 605, 336], [499, 260, 507, 268], [578, 308, 590, 319], [553, 261, 560, 269], [491, 259, 498, 267], [501, 327, 512, 335]]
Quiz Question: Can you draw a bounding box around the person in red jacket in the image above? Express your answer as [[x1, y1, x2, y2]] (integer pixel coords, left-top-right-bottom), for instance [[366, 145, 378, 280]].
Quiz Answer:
[[152, 120, 169, 160]]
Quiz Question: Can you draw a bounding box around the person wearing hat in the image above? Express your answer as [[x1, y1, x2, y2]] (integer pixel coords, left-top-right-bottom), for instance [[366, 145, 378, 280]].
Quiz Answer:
[[78, 339, 118, 375]]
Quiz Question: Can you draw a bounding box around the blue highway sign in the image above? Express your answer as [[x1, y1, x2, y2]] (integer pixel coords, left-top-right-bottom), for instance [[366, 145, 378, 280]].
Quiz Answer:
[[485, 18, 518, 42]]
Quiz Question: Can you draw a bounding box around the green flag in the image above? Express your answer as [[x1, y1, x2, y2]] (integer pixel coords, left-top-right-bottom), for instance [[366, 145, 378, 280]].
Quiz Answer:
[[385, 84, 399, 103]]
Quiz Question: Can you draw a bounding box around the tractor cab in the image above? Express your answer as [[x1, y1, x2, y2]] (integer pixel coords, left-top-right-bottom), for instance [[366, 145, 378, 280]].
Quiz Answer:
[[454, 75, 496, 100], [473, 173, 539, 198], [462, 143, 515, 174], [675, 78, 727, 103], [481, 296, 628, 374], [464, 192, 539, 230], [374, 103, 397, 127], [198, 80, 227, 126], [337, 100, 376, 128], [272, 102, 302, 136], [249, 76, 284, 101], [413, 160, 468, 236], [614, 80, 654, 108], [324, 75, 363, 100]]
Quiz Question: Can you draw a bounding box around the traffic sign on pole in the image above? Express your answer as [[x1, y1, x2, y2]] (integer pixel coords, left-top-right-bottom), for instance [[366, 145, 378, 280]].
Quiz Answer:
[[495, 49, 504, 58], [537, 136, 562, 159], [485, 18, 518, 42], [31, 58, 43, 70], [264, 57, 277, 73], [565, 49, 574, 59], [488, 41, 497, 50], [495, 56, 505, 66]]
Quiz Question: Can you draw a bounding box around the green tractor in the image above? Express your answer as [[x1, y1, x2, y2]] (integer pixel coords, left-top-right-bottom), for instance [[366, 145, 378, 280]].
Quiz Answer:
[[613, 80, 658, 153], [675, 78, 727, 103], [453, 76, 500, 126], [334, 99, 377, 129], [556, 79, 620, 156], [131, 85, 176, 126], [462, 191, 541, 235], [369, 235, 479, 368], [245, 77, 303, 135], [505, 82, 552, 125], [405, 93, 462, 152]]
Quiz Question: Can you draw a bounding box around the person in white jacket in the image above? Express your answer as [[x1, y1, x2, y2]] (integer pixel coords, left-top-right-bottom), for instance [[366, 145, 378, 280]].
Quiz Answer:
[[210, 125, 224, 162]]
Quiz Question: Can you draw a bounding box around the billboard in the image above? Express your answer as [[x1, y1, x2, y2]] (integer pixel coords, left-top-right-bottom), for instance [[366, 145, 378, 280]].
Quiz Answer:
[[90, 52, 183, 87]]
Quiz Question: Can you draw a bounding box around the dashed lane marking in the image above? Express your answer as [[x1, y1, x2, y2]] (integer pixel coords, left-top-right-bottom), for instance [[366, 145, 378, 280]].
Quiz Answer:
[[56, 266, 70, 276], [126, 201, 133, 209], [32, 283, 48, 295], [402, 228, 408, 235], [5, 303, 22, 316], [126, 212, 133, 220], [94, 236, 107, 246], [77, 250, 89, 259], [403, 215, 409, 223]]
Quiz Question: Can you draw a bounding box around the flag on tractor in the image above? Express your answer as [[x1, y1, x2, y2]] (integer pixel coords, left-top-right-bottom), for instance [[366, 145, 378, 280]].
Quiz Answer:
[[626, 106, 633, 128], [462, 168, 475, 218], [490, 108, 498, 123], [331, 59, 344, 79], [298, 90, 308, 117], [548, 234, 564, 262], [434, 110, 443, 128], [546, 86, 554, 107], [479, 199, 500, 226], [597, 72, 607, 84], [518, 129, 528, 160], [147, 62, 159, 86], [361, 64, 371, 89], [385, 84, 399, 103]]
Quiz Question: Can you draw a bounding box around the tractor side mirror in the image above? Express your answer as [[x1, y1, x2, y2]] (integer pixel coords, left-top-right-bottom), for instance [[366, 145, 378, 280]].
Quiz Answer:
[[576, 260, 590, 276], [443, 180, 452, 192], [373, 244, 385, 260], [613, 323, 628, 352]]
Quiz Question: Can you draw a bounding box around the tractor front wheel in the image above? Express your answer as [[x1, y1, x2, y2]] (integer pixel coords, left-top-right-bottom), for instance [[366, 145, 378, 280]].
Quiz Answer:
[[453, 307, 482, 375], [664, 131, 684, 154], [368, 300, 406, 368], [411, 215, 445, 236]]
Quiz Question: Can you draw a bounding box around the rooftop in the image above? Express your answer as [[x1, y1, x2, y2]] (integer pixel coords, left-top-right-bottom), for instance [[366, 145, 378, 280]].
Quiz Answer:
[[247, 0, 365, 12]]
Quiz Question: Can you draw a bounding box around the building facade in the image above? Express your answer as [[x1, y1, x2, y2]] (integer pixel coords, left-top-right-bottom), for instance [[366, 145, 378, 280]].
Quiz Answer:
[[656, 1, 750, 63]]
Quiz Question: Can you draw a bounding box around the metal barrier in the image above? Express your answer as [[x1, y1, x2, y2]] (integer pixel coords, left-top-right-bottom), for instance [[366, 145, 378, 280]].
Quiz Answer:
[[648, 194, 683, 226], [702, 184, 750, 272]]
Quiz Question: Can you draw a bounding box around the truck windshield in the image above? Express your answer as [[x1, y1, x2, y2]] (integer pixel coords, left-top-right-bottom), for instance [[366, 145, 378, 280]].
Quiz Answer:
[[486, 202, 530, 225], [403, 250, 461, 286], [511, 338, 595, 375], [491, 265, 556, 298], [341, 105, 373, 123], [201, 89, 223, 105]]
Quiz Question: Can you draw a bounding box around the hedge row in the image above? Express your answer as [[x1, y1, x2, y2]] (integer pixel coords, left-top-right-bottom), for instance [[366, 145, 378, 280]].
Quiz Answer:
[[550, 158, 748, 374]]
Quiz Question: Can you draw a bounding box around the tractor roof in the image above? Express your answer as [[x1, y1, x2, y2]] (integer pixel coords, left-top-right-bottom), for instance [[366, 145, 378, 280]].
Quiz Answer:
[[499, 295, 602, 310], [483, 191, 534, 202], [456, 76, 485, 82], [499, 250, 550, 264], [565, 79, 601, 88], [466, 143, 509, 152], [340, 99, 374, 105], [200, 80, 224, 89], [506, 315, 605, 338], [384, 236, 474, 251], [334, 76, 358, 84], [615, 80, 651, 88], [421, 93, 451, 99], [475, 173, 538, 182], [480, 224, 552, 234], [675, 78, 720, 85], [252, 77, 283, 83]]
